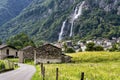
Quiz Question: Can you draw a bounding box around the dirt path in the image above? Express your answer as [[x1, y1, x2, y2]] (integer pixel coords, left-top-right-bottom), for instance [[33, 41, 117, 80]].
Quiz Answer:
[[0, 64, 36, 80]]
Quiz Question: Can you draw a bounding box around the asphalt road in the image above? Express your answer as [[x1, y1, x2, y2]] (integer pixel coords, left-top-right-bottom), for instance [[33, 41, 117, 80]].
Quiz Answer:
[[0, 64, 36, 80]]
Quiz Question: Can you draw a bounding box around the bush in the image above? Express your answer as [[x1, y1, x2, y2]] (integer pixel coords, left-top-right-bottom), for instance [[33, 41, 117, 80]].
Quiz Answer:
[[86, 42, 104, 51], [94, 46, 104, 51], [109, 44, 118, 52], [66, 48, 75, 53], [86, 42, 95, 51], [0, 62, 5, 70]]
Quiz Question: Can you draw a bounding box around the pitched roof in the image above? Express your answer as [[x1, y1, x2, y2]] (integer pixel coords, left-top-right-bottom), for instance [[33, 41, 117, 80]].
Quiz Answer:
[[0, 45, 17, 50], [0, 45, 8, 49], [21, 46, 35, 51], [41, 43, 61, 50]]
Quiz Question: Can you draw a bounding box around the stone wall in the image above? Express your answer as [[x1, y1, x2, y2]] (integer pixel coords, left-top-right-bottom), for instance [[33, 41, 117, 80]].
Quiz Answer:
[[35, 58, 62, 64], [18, 46, 35, 63], [18, 51, 24, 63], [35, 44, 62, 64]]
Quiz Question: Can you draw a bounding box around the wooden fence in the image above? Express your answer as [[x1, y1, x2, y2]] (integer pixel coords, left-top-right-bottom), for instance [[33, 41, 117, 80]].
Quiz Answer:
[[40, 63, 85, 80]]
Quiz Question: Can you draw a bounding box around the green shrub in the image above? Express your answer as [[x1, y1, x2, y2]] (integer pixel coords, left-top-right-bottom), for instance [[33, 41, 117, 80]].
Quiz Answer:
[[94, 46, 104, 51], [66, 47, 75, 53], [0, 62, 5, 70], [86, 42, 95, 51]]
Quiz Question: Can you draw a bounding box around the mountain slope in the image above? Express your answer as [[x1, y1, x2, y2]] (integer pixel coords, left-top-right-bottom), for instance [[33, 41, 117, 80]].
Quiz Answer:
[[0, 0, 120, 44], [0, 0, 32, 26]]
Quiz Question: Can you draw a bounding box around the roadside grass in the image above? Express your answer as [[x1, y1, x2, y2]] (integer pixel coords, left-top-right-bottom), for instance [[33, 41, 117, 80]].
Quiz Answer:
[[32, 52, 120, 80], [0, 58, 20, 71], [7, 58, 19, 63], [24, 59, 34, 65], [7, 58, 34, 65], [0, 60, 15, 71]]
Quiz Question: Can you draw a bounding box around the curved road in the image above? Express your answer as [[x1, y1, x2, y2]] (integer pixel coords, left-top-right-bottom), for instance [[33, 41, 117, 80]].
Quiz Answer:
[[0, 64, 36, 80]]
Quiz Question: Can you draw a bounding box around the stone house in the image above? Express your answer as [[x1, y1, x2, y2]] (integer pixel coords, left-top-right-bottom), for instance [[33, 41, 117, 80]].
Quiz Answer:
[[0, 45, 18, 59], [19, 46, 35, 63], [34, 44, 71, 64]]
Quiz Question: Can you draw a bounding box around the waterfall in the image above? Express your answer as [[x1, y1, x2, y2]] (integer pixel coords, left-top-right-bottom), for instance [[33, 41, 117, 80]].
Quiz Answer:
[[70, 1, 85, 37], [58, 20, 67, 41]]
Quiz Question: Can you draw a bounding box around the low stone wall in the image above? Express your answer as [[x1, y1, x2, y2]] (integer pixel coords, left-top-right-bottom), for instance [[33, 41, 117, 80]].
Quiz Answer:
[[36, 58, 62, 64]]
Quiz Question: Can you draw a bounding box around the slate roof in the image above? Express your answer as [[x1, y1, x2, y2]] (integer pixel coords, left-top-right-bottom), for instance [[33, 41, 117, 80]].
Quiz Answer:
[[0, 45, 8, 49], [21, 46, 35, 51], [40, 43, 61, 50], [0, 44, 17, 50]]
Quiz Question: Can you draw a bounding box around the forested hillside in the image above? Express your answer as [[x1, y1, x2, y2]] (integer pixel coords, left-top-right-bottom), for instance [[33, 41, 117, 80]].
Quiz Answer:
[[0, 0, 120, 44], [0, 0, 32, 26]]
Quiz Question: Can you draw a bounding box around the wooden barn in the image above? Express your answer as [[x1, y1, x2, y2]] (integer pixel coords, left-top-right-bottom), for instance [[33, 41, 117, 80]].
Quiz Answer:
[[19, 46, 35, 63], [0, 45, 18, 59], [34, 44, 71, 64]]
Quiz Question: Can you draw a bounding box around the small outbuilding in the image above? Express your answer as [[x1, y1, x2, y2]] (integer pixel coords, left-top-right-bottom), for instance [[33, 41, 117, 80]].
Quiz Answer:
[[19, 46, 35, 63], [34, 44, 71, 64], [0, 45, 18, 59]]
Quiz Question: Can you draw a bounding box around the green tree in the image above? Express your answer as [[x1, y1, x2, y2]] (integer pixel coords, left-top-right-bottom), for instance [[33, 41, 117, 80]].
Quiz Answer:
[[86, 42, 95, 51], [94, 45, 104, 51], [66, 47, 75, 53], [7, 33, 35, 50], [109, 44, 118, 52], [36, 40, 45, 47]]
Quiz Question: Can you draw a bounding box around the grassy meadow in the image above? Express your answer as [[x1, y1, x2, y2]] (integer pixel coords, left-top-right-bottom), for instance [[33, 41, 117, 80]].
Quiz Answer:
[[32, 52, 120, 80]]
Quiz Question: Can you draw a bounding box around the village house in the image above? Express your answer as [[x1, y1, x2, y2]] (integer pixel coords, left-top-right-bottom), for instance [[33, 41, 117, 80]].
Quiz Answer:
[[0, 45, 18, 59], [19, 46, 35, 63], [81, 45, 86, 51], [19, 44, 71, 64], [34, 44, 71, 64], [77, 41, 86, 51], [86, 40, 93, 44]]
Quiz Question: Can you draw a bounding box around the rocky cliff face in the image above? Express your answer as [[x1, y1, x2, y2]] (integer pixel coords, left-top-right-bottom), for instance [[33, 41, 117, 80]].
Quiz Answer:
[[0, 0, 120, 44]]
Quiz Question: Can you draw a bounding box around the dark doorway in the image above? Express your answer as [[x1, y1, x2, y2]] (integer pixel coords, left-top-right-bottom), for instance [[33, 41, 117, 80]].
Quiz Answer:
[[16, 52, 18, 57], [47, 61, 50, 64], [6, 49, 9, 56]]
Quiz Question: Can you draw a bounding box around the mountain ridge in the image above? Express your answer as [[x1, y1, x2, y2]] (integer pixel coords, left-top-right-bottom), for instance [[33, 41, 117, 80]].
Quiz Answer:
[[0, 0, 120, 45]]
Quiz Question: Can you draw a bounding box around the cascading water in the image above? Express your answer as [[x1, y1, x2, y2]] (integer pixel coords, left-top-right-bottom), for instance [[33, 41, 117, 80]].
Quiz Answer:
[[58, 20, 67, 41], [70, 1, 85, 37]]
